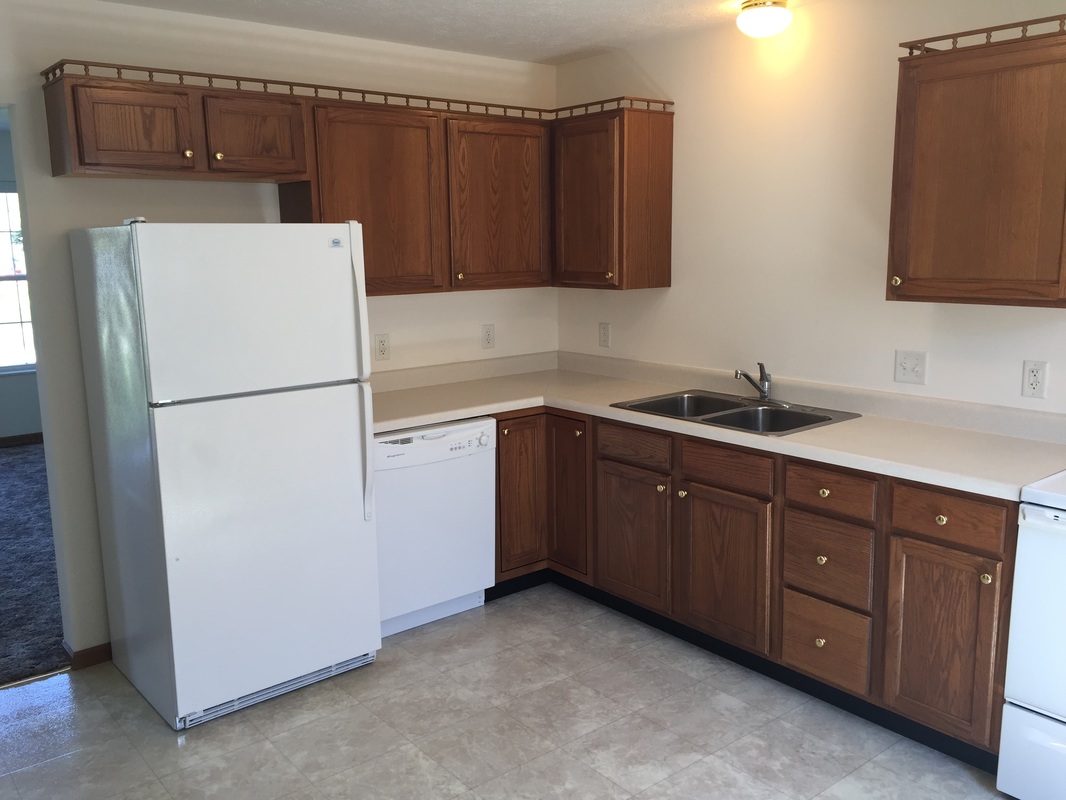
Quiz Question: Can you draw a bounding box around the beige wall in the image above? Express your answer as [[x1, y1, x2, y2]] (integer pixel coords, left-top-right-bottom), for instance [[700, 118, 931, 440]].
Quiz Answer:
[[0, 0, 557, 650], [556, 0, 1066, 418]]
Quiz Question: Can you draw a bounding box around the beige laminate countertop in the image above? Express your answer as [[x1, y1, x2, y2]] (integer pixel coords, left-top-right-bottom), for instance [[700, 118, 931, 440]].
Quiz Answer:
[[373, 369, 1066, 501]]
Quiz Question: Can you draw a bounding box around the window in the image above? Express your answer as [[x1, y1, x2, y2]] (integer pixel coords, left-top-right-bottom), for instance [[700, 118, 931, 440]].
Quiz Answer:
[[0, 192, 33, 370]]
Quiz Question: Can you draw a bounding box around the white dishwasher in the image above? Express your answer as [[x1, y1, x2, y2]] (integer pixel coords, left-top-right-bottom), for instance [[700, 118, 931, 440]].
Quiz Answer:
[[374, 417, 497, 637]]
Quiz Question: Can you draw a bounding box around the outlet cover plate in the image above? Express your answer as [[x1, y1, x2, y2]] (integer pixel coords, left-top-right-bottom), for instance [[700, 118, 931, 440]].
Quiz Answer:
[[374, 333, 390, 361], [895, 349, 927, 385], [599, 322, 611, 348], [1023, 360, 1048, 399], [481, 323, 495, 349]]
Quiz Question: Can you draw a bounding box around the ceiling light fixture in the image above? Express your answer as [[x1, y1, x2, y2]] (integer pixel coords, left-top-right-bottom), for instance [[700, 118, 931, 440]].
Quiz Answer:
[[737, 0, 793, 38]]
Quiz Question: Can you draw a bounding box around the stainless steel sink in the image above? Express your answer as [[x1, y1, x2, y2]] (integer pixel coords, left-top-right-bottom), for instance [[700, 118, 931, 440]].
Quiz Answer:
[[625, 392, 748, 418], [612, 390, 859, 436]]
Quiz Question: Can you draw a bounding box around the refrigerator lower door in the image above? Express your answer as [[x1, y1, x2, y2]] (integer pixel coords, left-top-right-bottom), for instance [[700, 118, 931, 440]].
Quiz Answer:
[[151, 382, 380, 723]]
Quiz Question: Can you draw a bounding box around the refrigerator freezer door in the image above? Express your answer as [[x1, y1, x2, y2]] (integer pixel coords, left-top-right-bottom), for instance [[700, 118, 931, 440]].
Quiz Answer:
[[152, 383, 380, 718], [133, 222, 369, 403]]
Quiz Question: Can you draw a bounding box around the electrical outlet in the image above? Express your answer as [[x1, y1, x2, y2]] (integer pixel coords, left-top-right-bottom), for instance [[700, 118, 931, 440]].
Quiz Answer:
[[894, 350, 927, 385], [1022, 360, 1048, 399], [481, 323, 495, 350], [599, 322, 611, 348], [374, 333, 390, 361]]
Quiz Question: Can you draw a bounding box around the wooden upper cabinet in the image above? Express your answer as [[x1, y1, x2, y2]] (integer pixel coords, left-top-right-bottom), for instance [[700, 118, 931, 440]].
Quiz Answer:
[[888, 33, 1066, 306], [315, 106, 449, 295], [47, 79, 311, 178], [71, 85, 198, 172], [202, 96, 306, 174], [554, 108, 673, 289], [446, 118, 550, 289]]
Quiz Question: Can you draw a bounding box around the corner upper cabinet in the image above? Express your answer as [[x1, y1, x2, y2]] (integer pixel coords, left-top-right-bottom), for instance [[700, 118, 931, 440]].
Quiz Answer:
[[314, 106, 450, 295], [446, 118, 551, 289], [887, 22, 1066, 306], [44, 75, 308, 178], [553, 108, 673, 289]]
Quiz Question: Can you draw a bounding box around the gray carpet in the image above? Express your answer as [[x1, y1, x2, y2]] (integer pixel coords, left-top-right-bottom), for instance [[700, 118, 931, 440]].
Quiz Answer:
[[0, 443, 67, 686]]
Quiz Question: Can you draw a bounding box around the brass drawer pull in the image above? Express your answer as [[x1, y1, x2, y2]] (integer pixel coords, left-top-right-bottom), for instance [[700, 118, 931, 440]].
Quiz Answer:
[[605, 272, 614, 279], [501, 428, 509, 435], [981, 573, 992, 585], [816, 555, 828, 566], [815, 638, 826, 648], [818, 488, 830, 498], [891, 276, 902, 287], [656, 485, 665, 493], [575, 430, 583, 437], [935, 514, 948, 526], [456, 272, 465, 281], [214, 152, 225, 161], [182, 149, 194, 158], [678, 490, 688, 498]]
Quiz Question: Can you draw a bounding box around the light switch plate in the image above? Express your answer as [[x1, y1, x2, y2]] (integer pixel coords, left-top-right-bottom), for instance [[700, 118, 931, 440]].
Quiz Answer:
[[895, 350, 927, 385]]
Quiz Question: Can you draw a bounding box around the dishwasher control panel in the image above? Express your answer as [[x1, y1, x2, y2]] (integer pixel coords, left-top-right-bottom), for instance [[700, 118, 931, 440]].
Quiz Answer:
[[374, 417, 496, 471]]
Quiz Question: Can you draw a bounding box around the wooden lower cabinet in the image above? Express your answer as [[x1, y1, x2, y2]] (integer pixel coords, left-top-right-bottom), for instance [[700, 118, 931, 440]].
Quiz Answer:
[[547, 414, 590, 580], [673, 482, 771, 654], [596, 459, 671, 613], [883, 535, 1003, 746], [496, 414, 548, 578], [782, 589, 872, 696]]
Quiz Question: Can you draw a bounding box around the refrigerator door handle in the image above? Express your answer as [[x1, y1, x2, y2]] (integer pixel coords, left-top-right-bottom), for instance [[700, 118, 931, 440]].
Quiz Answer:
[[359, 382, 374, 521], [348, 221, 372, 382]]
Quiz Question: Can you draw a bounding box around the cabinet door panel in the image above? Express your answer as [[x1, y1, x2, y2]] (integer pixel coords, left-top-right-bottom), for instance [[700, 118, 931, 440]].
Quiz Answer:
[[554, 114, 620, 287], [674, 482, 771, 654], [315, 106, 448, 294], [596, 459, 670, 612], [884, 535, 1002, 746], [889, 43, 1066, 304], [497, 415, 548, 575], [74, 86, 196, 170], [447, 119, 550, 289], [203, 96, 306, 174], [547, 415, 588, 577]]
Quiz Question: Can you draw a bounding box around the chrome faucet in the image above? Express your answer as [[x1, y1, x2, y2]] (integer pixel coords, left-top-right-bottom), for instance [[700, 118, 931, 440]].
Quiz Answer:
[[735, 362, 771, 401]]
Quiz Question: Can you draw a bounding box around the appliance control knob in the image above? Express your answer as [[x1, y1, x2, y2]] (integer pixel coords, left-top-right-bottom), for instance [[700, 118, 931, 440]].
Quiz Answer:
[[477, 433, 490, 447]]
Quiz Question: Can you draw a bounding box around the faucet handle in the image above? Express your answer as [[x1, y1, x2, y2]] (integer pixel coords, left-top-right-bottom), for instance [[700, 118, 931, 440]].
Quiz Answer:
[[757, 362, 770, 381]]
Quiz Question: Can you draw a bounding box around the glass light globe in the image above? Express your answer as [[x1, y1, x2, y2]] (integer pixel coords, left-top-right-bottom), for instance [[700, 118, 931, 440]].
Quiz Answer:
[[737, 1, 793, 38]]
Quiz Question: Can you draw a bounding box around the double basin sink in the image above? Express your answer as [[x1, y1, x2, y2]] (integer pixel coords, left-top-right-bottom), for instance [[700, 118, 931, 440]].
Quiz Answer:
[[612, 390, 859, 436]]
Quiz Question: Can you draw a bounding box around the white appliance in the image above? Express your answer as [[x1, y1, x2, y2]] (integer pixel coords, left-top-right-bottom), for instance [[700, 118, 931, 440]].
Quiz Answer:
[[374, 418, 496, 636], [71, 220, 381, 730], [997, 469, 1066, 799]]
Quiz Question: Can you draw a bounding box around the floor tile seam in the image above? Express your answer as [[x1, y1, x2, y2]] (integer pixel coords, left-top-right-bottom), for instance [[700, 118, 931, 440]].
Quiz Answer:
[[812, 759, 957, 800], [2, 727, 149, 790], [555, 742, 651, 797], [482, 674, 572, 708], [868, 742, 972, 791], [250, 691, 374, 741], [769, 715, 882, 766]]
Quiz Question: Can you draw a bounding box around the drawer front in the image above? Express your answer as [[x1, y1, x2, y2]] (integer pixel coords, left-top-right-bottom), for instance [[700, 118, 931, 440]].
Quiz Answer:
[[682, 439, 773, 498], [782, 589, 872, 696], [786, 462, 878, 522], [783, 509, 874, 612], [597, 422, 671, 471], [891, 483, 1007, 555]]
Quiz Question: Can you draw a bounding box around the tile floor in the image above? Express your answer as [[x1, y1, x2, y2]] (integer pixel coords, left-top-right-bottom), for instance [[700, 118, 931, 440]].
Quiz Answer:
[[0, 584, 1007, 799]]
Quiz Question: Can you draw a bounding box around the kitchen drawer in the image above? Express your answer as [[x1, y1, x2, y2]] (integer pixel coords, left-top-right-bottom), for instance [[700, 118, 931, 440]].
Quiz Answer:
[[783, 509, 874, 612], [786, 462, 878, 522], [891, 482, 1007, 556], [596, 422, 671, 471], [682, 439, 773, 499], [782, 588, 871, 696]]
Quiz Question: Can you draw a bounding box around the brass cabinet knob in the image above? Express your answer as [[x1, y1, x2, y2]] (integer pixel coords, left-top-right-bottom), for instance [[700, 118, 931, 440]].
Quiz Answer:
[[605, 272, 614, 279], [501, 428, 509, 435], [214, 152, 225, 161], [816, 555, 828, 566], [456, 272, 465, 281], [815, 638, 826, 648], [182, 149, 194, 158], [891, 276, 902, 287], [678, 490, 688, 498], [818, 488, 830, 498], [980, 573, 993, 585], [935, 514, 948, 526], [574, 430, 583, 437], [656, 485, 666, 493]]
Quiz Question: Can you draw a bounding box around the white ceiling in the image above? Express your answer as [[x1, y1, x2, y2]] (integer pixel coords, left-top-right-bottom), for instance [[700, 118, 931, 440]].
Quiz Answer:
[[103, 0, 742, 64]]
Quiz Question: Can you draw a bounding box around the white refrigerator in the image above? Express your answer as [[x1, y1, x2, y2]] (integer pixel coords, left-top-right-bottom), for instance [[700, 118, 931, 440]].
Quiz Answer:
[[71, 220, 381, 730]]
